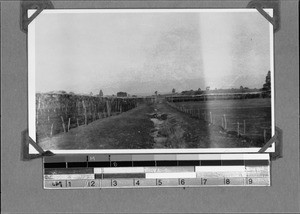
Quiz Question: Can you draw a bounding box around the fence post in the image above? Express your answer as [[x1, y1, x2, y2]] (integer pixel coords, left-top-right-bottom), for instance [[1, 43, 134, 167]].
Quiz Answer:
[[50, 123, 53, 137], [106, 100, 111, 117], [37, 109, 39, 125], [223, 114, 227, 130], [244, 120, 246, 134], [77, 118, 79, 127], [237, 122, 240, 136], [263, 129, 266, 143], [210, 112, 212, 124], [61, 116, 66, 133], [222, 117, 224, 129], [82, 100, 87, 125], [68, 118, 71, 132]]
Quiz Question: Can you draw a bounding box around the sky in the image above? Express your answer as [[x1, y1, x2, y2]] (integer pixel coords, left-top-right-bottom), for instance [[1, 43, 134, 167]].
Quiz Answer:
[[32, 10, 272, 96]]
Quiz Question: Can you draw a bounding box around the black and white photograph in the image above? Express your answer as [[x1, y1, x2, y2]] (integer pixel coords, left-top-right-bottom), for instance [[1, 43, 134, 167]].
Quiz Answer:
[[28, 9, 275, 153]]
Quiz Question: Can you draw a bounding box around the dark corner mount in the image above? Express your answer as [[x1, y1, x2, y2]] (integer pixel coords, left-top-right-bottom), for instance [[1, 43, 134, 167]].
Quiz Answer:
[[21, 129, 55, 161], [20, 0, 54, 33], [258, 126, 283, 161], [247, 0, 281, 32]]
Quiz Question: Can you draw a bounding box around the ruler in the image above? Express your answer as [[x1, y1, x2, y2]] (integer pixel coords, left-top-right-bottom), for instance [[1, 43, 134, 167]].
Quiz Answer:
[[43, 153, 270, 189]]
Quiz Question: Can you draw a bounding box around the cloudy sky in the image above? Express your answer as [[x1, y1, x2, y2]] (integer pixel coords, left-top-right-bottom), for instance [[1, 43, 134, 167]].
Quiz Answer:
[[32, 9, 272, 96]]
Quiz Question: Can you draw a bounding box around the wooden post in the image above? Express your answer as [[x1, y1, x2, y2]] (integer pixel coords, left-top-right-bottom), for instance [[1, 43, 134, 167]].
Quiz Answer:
[[237, 122, 240, 136], [68, 118, 71, 132], [106, 100, 111, 117], [244, 120, 246, 134], [223, 114, 227, 130], [222, 117, 224, 128], [210, 112, 212, 124], [82, 100, 87, 125], [77, 118, 79, 127], [50, 123, 53, 137], [36, 111, 39, 125], [38, 97, 41, 109], [263, 129, 266, 143], [61, 116, 66, 133], [37, 97, 40, 125]]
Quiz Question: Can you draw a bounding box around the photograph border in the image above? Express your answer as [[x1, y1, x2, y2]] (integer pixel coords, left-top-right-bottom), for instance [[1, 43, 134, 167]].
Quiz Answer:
[[28, 8, 275, 154]]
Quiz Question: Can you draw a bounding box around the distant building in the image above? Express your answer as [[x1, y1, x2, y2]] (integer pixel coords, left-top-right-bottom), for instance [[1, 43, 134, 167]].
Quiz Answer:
[[117, 92, 127, 97]]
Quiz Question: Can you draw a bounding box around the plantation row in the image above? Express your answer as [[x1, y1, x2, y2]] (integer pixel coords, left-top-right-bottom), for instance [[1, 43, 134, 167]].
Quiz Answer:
[[36, 93, 146, 141]]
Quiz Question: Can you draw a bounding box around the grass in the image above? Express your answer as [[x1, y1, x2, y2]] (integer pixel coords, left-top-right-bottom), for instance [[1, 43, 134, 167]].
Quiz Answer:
[[173, 98, 272, 147], [38, 98, 271, 150]]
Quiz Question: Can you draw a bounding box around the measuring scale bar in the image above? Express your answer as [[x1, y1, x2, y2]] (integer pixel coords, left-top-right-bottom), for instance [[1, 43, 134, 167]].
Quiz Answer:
[[44, 165, 270, 188]]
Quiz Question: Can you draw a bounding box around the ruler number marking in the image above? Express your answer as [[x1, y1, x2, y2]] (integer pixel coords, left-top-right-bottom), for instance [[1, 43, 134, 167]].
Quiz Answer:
[[157, 179, 162, 186], [89, 180, 95, 187], [248, 178, 253, 184], [225, 178, 230, 185], [179, 179, 185, 185], [135, 180, 140, 186], [112, 180, 118, 186]]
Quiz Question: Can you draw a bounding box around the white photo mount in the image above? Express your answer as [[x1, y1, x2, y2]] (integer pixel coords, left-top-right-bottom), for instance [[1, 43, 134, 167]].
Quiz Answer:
[[22, 3, 280, 157]]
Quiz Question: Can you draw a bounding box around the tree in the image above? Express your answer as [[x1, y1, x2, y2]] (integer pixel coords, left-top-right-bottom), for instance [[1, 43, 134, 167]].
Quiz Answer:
[[198, 88, 201, 91], [90, 92, 93, 96], [240, 86, 244, 90], [99, 89, 103, 97], [172, 88, 175, 94], [117, 92, 127, 97], [262, 71, 271, 91], [206, 86, 210, 91], [155, 91, 158, 96]]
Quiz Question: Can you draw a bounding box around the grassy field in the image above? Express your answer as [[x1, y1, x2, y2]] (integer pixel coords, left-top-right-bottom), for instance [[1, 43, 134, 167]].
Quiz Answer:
[[173, 98, 272, 147], [38, 98, 264, 150]]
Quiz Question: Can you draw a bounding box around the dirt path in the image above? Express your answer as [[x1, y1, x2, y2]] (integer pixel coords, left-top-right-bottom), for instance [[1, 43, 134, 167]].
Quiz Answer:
[[149, 99, 247, 149], [39, 99, 246, 150]]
